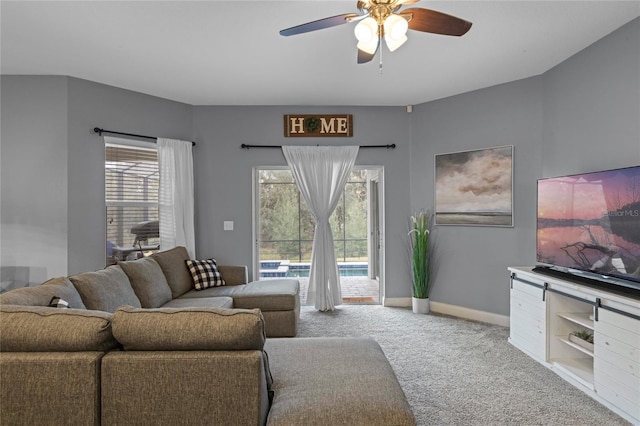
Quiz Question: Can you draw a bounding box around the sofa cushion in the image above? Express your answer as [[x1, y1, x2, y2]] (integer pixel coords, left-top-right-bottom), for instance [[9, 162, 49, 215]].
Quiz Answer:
[[179, 279, 299, 312], [0, 277, 86, 309], [112, 306, 266, 351], [161, 296, 233, 309], [70, 265, 141, 313], [151, 246, 193, 298], [186, 258, 225, 290], [264, 337, 416, 426], [0, 305, 118, 352], [119, 257, 172, 308]]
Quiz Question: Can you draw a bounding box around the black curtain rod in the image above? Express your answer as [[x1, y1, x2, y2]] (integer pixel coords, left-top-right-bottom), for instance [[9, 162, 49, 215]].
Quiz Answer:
[[241, 143, 395, 149], [93, 127, 196, 146]]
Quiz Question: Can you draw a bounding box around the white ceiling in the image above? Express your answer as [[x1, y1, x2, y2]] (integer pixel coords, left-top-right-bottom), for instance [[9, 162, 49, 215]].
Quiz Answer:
[[1, 1, 638, 106]]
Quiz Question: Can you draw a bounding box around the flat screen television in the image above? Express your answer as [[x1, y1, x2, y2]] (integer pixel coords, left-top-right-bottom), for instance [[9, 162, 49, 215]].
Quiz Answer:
[[536, 165, 640, 295]]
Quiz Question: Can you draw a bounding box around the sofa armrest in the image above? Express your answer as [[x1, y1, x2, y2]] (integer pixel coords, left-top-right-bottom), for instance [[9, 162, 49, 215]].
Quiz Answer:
[[218, 265, 248, 285]]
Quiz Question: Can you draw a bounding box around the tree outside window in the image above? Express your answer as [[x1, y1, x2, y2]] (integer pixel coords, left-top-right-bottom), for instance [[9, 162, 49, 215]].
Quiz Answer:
[[258, 169, 368, 263]]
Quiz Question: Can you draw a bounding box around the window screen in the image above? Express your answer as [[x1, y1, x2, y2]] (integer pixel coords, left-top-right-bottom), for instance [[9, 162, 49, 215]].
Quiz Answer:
[[105, 141, 159, 265]]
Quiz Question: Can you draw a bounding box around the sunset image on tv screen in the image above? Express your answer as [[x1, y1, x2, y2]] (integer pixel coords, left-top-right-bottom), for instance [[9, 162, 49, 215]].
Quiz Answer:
[[537, 166, 640, 282]]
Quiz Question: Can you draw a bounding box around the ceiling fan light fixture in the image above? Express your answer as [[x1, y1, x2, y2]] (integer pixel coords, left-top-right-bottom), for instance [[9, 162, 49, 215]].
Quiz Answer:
[[384, 33, 407, 52], [354, 17, 379, 53], [383, 14, 408, 51]]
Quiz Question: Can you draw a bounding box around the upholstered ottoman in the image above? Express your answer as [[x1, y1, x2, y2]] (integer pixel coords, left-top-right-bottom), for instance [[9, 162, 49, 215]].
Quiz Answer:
[[264, 337, 416, 425]]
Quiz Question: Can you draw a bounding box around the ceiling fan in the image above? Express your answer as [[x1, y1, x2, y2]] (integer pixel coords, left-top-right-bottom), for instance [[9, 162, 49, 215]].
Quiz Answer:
[[280, 0, 473, 64]]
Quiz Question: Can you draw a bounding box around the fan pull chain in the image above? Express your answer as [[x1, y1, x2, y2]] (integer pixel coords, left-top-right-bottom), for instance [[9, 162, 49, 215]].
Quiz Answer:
[[379, 37, 383, 74]]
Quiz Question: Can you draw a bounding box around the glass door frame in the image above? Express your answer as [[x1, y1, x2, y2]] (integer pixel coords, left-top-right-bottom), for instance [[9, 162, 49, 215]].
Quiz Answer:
[[251, 165, 385, 300]]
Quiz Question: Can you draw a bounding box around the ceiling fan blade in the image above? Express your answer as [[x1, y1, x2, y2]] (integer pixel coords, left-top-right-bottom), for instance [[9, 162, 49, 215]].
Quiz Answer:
[[402, 8, 472, 36], [280, 13, 359, 36]]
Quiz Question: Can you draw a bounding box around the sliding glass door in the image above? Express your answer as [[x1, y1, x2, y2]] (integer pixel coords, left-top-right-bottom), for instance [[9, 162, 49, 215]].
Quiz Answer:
[[254, 166, 383, 304]]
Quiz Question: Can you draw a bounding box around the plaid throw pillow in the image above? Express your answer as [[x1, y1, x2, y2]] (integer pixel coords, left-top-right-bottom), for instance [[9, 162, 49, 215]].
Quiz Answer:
[[48, 296, 70, 308], [186, 259, 226, 290]]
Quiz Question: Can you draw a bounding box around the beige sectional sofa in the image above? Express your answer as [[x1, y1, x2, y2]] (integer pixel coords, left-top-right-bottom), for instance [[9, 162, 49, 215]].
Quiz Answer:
[[0, 246, 416, 425], [0, 246, 300, 337]]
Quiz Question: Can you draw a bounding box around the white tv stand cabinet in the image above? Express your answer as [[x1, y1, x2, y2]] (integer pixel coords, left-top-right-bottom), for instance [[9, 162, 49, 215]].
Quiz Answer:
[[508, 267, 640, 424]]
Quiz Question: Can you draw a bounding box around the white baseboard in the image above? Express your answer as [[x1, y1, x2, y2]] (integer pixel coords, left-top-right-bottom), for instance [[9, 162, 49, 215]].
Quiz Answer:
[[430, 301, 509, 327], [382, 297, 412, 307], [383, 297, 509, 327]]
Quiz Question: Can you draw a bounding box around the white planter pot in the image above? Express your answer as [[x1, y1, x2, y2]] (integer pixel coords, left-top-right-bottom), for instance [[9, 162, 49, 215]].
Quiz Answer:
[[412, 297, 430, 314]]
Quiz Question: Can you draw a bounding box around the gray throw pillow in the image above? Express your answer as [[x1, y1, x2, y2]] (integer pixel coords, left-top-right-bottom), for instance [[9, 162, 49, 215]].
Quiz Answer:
[[70, 265, 141, 313], [0, 277, 86, 309], [118, 257, 172, 308], [151, 246, 193, 298]]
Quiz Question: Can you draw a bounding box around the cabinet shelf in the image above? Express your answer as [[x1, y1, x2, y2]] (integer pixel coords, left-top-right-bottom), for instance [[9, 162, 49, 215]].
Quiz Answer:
[[557, 312, 593, 330], [556, 336, 594, 357], [551, 358, 594, 389]]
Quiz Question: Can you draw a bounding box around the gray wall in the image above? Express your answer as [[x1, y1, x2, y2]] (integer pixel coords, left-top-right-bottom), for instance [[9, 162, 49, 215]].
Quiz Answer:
[[1, 76, 192, 289], [192, 106, 413, 298], [409, 17, 639, 316], [1, 76, 69, 289], [66, 78, 192, 274], [410, 77, 544, 315], [542, 17, 640, 177]]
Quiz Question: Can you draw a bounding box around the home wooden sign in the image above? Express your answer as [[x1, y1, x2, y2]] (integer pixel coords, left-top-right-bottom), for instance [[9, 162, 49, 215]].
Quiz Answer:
[[284, 114, 353, 137]]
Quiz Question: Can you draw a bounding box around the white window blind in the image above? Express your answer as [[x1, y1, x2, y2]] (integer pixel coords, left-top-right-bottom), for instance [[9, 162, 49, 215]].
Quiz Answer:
[[105, 138, 160, 265]]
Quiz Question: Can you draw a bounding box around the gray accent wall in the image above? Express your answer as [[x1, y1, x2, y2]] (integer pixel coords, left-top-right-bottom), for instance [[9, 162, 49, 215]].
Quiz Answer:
[[409, 17, 639, 316], [191, 106, 412, 297], [1, 76, 192, 289], [0, 18, 637, 316], [410, 77, 543, 315], [542, 17, 640, 177], [1, 76, 69, 290], [66, 78, 192, 274]]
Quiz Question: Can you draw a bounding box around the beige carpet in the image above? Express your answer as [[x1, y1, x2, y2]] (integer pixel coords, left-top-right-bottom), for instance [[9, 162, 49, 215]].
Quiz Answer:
[[293, 305, 629, 426]]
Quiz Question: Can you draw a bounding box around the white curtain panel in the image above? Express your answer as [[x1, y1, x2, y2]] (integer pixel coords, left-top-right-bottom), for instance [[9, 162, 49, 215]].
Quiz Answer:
[[158, 138, 196, 258], [282, 145, 359, 311]]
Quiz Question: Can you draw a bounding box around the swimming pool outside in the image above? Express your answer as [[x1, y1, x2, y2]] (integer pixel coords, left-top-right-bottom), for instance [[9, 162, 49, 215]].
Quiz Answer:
[[260, 261, 368, 278]]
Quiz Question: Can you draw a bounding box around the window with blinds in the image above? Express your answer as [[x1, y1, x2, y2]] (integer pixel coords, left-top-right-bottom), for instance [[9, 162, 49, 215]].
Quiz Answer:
[[105, 142, 160, 266]]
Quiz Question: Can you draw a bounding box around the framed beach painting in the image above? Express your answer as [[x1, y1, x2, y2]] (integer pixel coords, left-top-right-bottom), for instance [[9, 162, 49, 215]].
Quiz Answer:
[[435, 145, 514, 227]]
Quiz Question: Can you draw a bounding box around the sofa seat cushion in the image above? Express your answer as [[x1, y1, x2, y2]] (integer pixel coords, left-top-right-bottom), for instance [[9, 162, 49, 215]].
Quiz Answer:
[[119, 257, 172, 308], [150, 246, 193, 298], [178, 279, 299, 312], [70, 265, 141, 313], [112, 306, 266, 351], [265, 337, 416, 426], [0, 277, 86, 309], [0, 305, 118, 352], [162, 296, 233, 309]]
